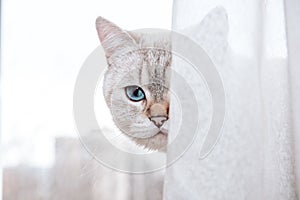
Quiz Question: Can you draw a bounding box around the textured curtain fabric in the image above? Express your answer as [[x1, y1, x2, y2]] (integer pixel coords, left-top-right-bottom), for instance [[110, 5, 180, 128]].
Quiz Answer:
[[165, 0, 299, 199], [285, 0, 300, 196]]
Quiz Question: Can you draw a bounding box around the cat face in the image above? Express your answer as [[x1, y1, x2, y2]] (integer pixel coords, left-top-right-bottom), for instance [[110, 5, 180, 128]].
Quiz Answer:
[[96, 17, 171, 151]]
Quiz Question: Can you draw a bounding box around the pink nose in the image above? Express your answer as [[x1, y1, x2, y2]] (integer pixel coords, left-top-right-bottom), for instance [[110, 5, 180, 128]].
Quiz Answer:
[[149, 116, 168, 128]]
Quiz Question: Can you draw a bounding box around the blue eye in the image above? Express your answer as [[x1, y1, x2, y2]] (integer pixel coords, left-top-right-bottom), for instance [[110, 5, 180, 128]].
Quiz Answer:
[[125, 86, 145, 102]]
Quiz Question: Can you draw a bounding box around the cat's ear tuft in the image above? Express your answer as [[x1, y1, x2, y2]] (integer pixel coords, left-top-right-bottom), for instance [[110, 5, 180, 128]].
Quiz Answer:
[[95, 17, 117, 43], [95, 16, 137, 59]]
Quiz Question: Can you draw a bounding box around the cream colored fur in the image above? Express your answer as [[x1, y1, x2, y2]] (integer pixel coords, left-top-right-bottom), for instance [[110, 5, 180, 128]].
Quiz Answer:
[[96, 17, 171, 151]]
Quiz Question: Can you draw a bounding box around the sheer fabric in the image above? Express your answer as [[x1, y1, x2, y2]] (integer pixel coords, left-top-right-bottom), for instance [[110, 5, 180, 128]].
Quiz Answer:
[[165, 0, 299, 199]]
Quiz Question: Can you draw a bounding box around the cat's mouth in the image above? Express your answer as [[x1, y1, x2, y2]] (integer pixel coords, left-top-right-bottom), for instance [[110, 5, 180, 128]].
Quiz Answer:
[[157, 129, 168, 136], [157, 131, 168, 136]]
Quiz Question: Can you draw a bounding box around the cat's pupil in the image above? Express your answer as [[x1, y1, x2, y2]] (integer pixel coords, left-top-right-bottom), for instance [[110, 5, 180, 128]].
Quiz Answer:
[[133, 88, 139, 97]]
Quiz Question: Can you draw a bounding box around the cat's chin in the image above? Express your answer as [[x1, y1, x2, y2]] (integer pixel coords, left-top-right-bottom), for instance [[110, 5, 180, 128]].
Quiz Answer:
[[130, 131, 168, 152]]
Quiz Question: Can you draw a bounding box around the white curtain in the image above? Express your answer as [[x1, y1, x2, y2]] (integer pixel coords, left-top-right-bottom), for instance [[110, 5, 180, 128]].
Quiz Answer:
[[165, 0, 300, 199]]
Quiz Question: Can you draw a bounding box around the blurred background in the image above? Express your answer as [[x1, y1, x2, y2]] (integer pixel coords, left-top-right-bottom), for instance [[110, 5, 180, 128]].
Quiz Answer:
[[1, 0, 172, 199]]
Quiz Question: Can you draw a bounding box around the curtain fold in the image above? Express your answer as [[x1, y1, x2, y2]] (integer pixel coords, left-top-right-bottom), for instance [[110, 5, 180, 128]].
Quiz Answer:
[[284, 0, 300, 195], [165, 0, 299, 199]]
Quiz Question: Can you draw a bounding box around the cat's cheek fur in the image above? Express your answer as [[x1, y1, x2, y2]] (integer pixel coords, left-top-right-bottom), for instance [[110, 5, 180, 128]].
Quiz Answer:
[[105, 84, 168, 150], [131, 133, 168, 152]]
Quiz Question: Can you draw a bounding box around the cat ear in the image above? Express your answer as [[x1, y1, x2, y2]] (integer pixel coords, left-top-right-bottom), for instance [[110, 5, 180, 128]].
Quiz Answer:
[[185, 7, 229, 62], [96, 17, 137, 59]]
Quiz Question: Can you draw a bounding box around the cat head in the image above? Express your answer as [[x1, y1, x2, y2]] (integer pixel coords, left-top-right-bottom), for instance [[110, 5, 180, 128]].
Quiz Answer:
[[95, 8, 229, 152], [96, 17, 171, 151]]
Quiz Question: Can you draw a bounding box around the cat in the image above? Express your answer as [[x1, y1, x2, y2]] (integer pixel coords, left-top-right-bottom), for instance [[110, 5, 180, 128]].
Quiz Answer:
[[96, 17, 171, 151]]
